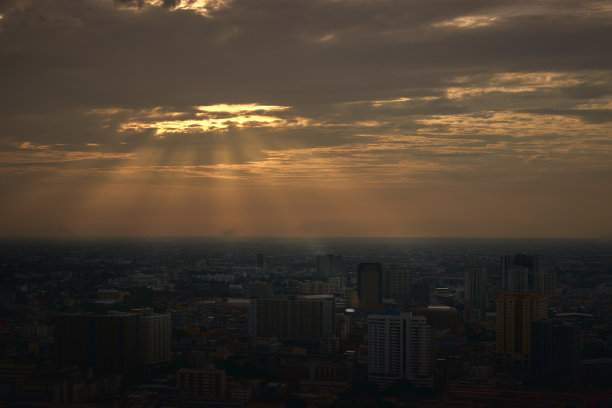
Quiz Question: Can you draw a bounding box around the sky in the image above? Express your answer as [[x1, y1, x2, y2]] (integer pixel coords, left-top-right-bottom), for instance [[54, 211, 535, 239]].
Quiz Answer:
[[1, 0, 611, 238]]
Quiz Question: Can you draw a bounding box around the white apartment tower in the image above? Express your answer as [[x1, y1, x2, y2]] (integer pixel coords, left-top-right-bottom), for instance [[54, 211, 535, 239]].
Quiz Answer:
[[138, 311, 172, 365], [367, 313, 433, 389]]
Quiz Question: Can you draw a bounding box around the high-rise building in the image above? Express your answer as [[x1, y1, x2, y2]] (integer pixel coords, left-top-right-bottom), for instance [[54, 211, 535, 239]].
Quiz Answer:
[[138, 310, 172, 365], [336, 310, 352, 340], [368, 313, 433, 389], [249, 296, 335, 350], [256, 253, 268, 273], [530, 320, 581, 389], [502, 254, 556, 296], [501, 254, 540, 292], [358, 263, 382, 309], [383, 270, 412, 301], [495, 293, 548, 368], [54, 313, 139, 376], [464, 268, 487, 310], [347, 290, 359, 308], [316, 254, 343, 279], [328, 275, 346, 291], [503, 265, 529, 292], [534, 272, 557, 297]]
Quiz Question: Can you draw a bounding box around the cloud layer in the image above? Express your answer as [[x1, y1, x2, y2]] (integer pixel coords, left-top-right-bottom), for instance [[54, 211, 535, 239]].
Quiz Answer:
[[1, 0, 611, 237]]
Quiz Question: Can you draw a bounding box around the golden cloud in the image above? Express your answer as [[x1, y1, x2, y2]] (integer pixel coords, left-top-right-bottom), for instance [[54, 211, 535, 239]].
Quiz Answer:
[[433, 15, 498, 29], [416, 111, 612, 138], [445, 72, 583, 99]]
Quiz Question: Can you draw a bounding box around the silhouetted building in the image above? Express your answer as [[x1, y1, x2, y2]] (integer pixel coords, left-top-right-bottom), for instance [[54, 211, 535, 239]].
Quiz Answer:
[[316, 254, 343, 279], [530, 320, 581, 389], [464, 268, 487, 310], [358, 263, 382, 309], [383, 269, 412, 301], [368, 312, 433, 389], [411, 280, 430, 306], [256, 253, 268, 269], [54, 313, 139, 376], [496, 293, 548, 369]]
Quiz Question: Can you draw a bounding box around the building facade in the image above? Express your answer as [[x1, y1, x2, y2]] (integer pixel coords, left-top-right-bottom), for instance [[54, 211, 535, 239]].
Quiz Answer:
[[54, 313, 139, 376], [249, 296, 336, 350], [495, 293, 548, 368], [316, 254, 343, 279], [367, 313, 433, 389], [464, 267, 487, 310], [138, 310, 172, 365], [530, 320, 581, 389], [177, 365, 226, 401], [358, 263, 382, 309], [383, 270, 412, 301]]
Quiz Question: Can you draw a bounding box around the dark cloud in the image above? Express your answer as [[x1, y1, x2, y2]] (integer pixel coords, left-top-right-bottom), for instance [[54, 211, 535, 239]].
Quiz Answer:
[[113, 0, 145, 8], [0, 0, 610, 112], [162, 0, 180, 9], [519, 108, 612, 124], [562, 83, 612, 99]]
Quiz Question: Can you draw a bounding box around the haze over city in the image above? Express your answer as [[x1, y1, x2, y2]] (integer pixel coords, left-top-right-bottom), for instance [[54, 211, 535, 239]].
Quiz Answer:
[[1, 0, 612, 237]]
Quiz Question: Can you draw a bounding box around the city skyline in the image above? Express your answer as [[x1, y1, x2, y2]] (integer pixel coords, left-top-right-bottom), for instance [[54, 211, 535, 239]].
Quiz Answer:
[[1, 0, 611, 238], [1, 235, 611, 404]]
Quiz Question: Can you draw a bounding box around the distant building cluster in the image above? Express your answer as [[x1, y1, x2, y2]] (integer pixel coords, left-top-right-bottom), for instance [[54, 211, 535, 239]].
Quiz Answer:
[[1, 241, 611, 406]]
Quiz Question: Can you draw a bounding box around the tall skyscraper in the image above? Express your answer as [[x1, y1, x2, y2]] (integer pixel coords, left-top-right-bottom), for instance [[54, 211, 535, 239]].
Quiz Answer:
[[368, 313, 433, 389], [495, 293, 548, 368], [358, 263, 382, 309], [383, 269, 412, 301], [464, 268, 487, 311], [316, 254, 343, 279], [530, 320, 581, 389], [249, 296, 335, 350]]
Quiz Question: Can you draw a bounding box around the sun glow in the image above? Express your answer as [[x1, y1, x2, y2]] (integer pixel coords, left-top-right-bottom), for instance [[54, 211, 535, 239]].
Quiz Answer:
[[434, 15, 498, 29], [196, 104, 290, 113]]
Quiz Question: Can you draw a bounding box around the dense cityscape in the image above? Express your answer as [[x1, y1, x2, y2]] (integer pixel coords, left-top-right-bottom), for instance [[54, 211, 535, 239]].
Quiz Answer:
[[1, 237, 611, 407]]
